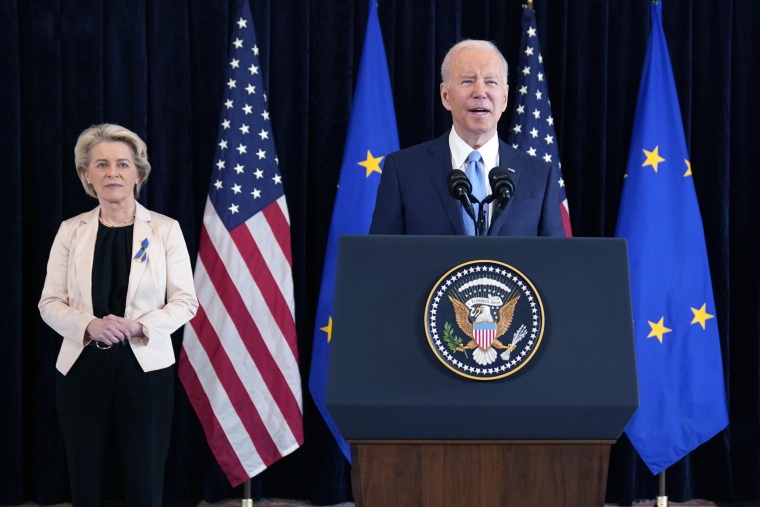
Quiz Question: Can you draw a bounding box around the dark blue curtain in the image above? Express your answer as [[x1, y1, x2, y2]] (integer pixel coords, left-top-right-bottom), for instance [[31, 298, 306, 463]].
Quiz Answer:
[[1, 0, 757, 505]]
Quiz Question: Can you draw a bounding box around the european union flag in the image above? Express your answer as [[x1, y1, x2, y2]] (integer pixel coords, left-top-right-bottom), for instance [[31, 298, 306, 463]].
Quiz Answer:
[[615, 1, 728, 475], [308, 0, 399, 462]]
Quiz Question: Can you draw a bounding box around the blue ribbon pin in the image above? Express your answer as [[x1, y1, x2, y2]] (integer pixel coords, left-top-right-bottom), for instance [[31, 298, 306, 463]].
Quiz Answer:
[[134, 238, 149, 263]]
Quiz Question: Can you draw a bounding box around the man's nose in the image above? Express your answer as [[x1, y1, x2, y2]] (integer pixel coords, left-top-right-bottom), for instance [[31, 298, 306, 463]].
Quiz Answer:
[[472, 79, 486, 96]]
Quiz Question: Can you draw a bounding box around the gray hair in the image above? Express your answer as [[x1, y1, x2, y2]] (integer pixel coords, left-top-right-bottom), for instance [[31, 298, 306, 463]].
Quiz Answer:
[[441, 39, 509, 85], [74, 123, 151, 198]]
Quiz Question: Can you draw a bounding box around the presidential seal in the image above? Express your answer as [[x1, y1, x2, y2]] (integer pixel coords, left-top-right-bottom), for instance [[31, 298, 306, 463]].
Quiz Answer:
[[424, 260, 544, 380]]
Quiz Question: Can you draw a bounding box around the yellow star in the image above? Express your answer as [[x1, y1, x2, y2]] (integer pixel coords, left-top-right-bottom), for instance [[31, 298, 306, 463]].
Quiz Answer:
[[358, 150, 384, 178], [320, 316, 333, 343], [647, 317, 672, 344], [684, 159, 692, 177], [691, 303, 714, 330], [642, 146, 665, 173]]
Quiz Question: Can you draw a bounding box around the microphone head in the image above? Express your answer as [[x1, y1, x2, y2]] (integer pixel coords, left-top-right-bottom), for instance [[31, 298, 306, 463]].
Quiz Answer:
[[447, 169, 472, 198], [489, 168, 515, 199]]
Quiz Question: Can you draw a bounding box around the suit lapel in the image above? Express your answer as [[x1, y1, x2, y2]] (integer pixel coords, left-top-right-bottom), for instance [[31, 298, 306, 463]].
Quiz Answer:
[[125, 203, 153, 311], [74, 207, 101, 312], [489, 142, 524, 236], [423, 132, 468, 235]]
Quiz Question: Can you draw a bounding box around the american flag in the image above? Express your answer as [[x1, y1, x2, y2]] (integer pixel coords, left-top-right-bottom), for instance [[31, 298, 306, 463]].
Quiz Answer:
[[506, 6, 572, 236], [177, 0, 303, 487]]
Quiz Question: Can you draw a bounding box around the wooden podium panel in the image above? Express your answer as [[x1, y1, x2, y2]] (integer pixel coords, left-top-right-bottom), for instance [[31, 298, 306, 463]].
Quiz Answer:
[[350, 440, 614, 507]]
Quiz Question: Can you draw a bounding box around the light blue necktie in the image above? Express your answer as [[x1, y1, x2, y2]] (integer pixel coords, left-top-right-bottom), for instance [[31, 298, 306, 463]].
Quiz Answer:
[[463, 151, 486, 235]]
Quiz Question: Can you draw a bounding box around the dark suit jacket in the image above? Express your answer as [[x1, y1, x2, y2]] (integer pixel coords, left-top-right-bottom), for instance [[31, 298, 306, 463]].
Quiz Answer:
[[369, 132, 566, 236]]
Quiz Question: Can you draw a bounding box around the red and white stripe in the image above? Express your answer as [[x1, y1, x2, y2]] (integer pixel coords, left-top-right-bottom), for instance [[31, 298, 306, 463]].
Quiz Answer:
[[474, 327, 496, 350], [179, 197, 303, 486], [561, 199, 572, 237]]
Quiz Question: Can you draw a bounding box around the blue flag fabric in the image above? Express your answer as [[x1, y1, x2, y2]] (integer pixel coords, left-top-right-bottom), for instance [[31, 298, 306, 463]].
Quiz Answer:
[[615, 1, 728, 475], [307, 0, 399, 462], [505, 6, 572, 236]]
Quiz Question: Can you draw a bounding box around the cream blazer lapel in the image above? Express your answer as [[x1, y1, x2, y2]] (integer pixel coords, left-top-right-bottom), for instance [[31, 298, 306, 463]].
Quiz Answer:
[[125, 203, 153, 313], [73, 207, 100, 315]]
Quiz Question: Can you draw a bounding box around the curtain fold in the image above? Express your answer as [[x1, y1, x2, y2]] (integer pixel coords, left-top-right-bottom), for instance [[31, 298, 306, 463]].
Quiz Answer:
[[2, 0, 758, 505]]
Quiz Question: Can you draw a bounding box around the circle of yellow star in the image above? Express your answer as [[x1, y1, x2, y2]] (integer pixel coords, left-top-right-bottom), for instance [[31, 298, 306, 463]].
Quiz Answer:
[[642, 146, 665, 173], [691, 303, 714, 330], [320, 316, 333, 343], [358, 150, 384, 178], [647, 317, 672, 344]]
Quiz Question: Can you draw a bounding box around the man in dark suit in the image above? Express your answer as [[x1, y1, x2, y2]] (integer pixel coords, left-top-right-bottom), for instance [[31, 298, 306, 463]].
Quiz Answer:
[[370, 39, 565, 237]]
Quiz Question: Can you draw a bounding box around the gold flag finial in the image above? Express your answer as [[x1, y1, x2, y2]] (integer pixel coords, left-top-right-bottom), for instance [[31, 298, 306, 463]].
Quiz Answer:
[[524, 0, 535, 10]]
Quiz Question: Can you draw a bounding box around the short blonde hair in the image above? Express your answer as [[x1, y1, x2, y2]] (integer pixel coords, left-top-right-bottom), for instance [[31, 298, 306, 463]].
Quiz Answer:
[[441, 39, 509, 85], [74, 123, 151, 198]]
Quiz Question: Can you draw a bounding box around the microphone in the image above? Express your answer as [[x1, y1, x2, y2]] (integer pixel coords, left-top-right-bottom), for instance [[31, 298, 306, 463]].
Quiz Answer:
[[489, 169, 515, 206], [488, 169, 515, 233], [447, 169, 477, 229]]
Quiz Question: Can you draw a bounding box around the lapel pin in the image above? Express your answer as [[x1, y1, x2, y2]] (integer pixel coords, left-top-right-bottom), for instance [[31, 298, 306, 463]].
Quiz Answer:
[[134, 238, 149, 263]]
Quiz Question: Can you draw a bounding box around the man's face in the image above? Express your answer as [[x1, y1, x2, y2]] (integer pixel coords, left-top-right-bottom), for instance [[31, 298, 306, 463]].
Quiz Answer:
[[440, 47, 509, 149]]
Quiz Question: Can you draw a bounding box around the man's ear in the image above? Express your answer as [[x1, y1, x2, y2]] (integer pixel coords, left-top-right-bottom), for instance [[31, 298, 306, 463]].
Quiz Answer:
[[440, 82, 452, 111]]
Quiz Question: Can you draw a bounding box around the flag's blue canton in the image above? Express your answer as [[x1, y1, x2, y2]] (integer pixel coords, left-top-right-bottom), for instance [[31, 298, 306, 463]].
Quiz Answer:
[[615, 1, 727, 475], [308, 0, 399, 463], [506, 7, 571, 235], [211, 15, 282, 231]]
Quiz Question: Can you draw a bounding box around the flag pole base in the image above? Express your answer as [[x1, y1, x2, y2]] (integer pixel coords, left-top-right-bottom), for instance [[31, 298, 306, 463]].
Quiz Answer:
[[655, 469, 667, 506], [242, 479, 254, 507]]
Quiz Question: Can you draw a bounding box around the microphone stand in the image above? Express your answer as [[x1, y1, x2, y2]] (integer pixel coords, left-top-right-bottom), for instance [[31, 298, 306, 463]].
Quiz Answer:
[[475, 200, 487, 236], [447, 169, 493, 237], [484, 194, 512, 235], [481, 194, 505, 236], [484, 168, 516, 235], [450, 168, 514, 236]]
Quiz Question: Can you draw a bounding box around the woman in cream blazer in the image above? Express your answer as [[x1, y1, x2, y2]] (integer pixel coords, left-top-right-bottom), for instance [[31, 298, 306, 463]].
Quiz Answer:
[[39, 124, 198, 507]]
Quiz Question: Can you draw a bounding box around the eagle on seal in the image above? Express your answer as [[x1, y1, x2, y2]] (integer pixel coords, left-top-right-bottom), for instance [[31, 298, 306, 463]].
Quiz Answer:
[[448, 295, 520, 365]]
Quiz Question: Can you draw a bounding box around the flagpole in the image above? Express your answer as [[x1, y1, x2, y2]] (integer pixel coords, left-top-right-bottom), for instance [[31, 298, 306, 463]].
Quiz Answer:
[[655, 470, 667, 506], [241, 479, 253, 507], [524, 0, 534, 9], [644, 0, 675, 471]]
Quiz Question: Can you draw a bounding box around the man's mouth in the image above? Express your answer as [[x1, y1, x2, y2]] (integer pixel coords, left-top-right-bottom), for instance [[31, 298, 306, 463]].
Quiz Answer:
[[470, 108, 490, 115]]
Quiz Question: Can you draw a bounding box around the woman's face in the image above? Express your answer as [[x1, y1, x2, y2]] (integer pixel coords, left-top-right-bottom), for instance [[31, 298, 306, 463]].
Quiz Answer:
[[85, 141, 140, 205]]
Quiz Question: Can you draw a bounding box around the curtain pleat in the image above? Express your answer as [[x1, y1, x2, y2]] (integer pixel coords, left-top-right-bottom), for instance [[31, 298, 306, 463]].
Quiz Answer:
[[2, 0, 759, 505]]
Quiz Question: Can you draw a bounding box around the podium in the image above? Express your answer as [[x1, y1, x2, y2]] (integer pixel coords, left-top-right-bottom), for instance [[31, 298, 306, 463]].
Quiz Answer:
[[327, 236, 639, 506]]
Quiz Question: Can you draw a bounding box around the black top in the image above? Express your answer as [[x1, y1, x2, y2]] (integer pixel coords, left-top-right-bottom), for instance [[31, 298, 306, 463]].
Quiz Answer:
[[91, 223, 133, 318]]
